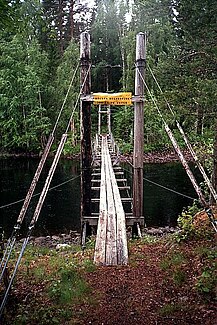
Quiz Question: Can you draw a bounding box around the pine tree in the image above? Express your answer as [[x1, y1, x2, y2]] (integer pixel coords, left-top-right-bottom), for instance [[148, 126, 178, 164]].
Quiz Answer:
[[91, 0, 122, 92], [0, 34, 51, 151]]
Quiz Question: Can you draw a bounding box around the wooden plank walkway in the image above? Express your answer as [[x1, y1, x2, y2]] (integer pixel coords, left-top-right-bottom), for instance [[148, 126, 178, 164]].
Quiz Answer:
[[94, 135, 128, 265]]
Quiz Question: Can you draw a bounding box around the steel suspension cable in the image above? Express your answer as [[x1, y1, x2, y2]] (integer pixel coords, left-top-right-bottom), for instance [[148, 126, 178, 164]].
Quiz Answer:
[[0, 174, 81, 283], [136, 66, 208, 208], [0, 64, 91, 318], [28, 63, 91, 230], [0, 64, 79, 285], [0, 236, 30, 318], [0, 174, 81, 210], [18, 63, 79, 227], [148, 65, 217, 203], [137, 67, 217, 232], [53, 63, 79, 133], [65, 63, 91, 134], [122, 166, 196, 201]]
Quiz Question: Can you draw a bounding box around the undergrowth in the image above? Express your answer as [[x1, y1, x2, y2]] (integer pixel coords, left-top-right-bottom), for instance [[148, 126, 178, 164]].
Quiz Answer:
[[2, 220, 216, 324], [176, 202, 215, 242], [3, 246, 97, 325]]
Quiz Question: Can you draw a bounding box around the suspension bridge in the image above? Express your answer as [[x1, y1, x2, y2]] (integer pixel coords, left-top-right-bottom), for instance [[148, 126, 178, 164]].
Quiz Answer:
[[0, 31, 217, 318]]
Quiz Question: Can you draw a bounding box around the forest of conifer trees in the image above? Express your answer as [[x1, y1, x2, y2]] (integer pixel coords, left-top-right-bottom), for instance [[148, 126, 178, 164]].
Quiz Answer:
[[0, 0, 216, 155]]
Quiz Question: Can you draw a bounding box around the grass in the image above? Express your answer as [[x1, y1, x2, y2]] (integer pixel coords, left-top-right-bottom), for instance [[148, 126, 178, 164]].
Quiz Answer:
[[159, 252, 187, 286], [160, 252, 186, 271], [172, 269, 186, 285], [5, 243, 97, 324], [48, 267, 92, 304], [159, 302, 185, 316], [82, 258, 97, 273], [194, 247, 217, 296], [3, 231, 216, 324]]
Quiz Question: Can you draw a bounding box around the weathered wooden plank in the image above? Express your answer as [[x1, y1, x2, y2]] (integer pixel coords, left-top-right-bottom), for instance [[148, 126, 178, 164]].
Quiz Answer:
[[83, 217, 98, 226], [118, 186, 131, 190], [115, 178, 127, 182], [104, 137, 117, 265], [105, 143, 128, 265], [93, 134, 129, 265], [104, 139, 128, 264], [84, 216, 144, 226], [92, 186, 130, 190], [91, 212, 133, 217], [91, 197, 132, 203], [94, 136, 107, 265]]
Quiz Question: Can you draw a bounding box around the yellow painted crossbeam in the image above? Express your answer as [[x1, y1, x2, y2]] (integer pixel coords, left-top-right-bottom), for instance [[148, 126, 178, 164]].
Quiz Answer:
[[93, 92, 132, 106]]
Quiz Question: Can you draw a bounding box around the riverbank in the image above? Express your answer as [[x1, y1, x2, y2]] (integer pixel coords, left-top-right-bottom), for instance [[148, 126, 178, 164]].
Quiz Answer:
[[119, 148, 194, 164], [16, 226, 178, 249], [0, 148, 195, 164]]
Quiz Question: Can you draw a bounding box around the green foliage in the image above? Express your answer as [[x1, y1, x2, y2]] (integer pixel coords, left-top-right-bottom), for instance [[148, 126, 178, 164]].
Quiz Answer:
[[48, 267, 91, 305], [172, 269, 186, 285], [195, 248, 217, 296], [118, 141, 133, 154], [0, 33, 51, 152], [0, 0, 21, 31], [113, 106, 133, 143], [53, 41, 80, 141], [196, 270, 216, 295], [62, 138, 80, 156], [82, 258, 97, 273], [159, 302, 184, 316], [160, 252, 187, 287], [176, 203, 201, 241], [85, 236, 96, 249], [0, 0, 216, 164], [91, 0, 122, 92], [160, 252, 186, 271], [32, 265, 46, 280], [139, 234, 158, 244]]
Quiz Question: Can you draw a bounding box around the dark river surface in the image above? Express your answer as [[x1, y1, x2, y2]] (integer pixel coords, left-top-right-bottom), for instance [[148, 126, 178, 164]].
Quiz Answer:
[[0, 157, 199, 238]]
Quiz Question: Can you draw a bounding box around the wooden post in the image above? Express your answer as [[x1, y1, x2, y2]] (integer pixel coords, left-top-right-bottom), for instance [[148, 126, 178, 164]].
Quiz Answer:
[[133, 32, 146, 226], [80, 32, 92, 233]]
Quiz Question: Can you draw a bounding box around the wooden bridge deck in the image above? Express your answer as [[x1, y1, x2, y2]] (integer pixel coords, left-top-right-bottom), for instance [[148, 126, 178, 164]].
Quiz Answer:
[[93, 135, 128, 265]]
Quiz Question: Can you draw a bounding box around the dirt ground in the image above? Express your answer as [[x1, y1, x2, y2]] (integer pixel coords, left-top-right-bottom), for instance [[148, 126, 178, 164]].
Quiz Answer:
[[76, 238, 216, 325]]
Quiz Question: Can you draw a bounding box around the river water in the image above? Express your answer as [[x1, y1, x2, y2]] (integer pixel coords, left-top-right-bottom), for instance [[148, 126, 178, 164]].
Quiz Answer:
[[0, 157, 199, 237]]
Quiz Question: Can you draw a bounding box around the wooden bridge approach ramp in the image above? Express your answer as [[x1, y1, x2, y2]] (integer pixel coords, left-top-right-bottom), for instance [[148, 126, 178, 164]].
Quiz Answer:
[[92, 135, 128, 265]]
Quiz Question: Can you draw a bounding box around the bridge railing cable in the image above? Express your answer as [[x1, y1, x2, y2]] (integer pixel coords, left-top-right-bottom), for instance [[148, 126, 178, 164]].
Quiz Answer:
[[0, 63, 80, 287], [122, 166, 196, 201], [136, 66, 217, 232], [0, 63, 87, 317], [0, 174, 81, 211], [136, 66, 207, 206], [147, 65, 217, 203]]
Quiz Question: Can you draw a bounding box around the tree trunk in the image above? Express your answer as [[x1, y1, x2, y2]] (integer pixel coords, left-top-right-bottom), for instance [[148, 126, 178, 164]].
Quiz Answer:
[[210, 116, 217, 205], [118, 26, 126, 90], [69, 0, 74, 41], [71, 118, 76, 146], [196, 104, 203, 135], [58, 0, 64, 55]]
